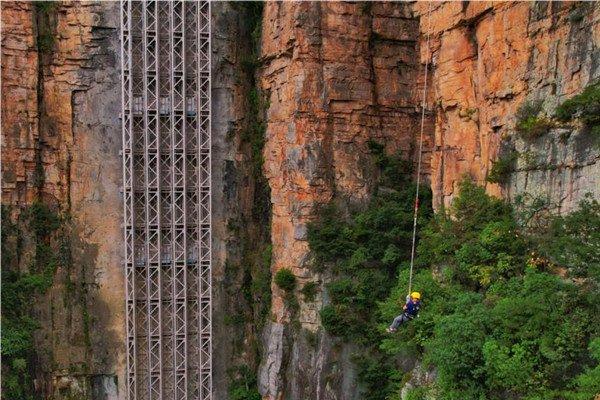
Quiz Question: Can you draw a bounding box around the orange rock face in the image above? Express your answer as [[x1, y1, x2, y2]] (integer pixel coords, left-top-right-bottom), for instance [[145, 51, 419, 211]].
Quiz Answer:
[[414, 1, 600, 209], [1, 1, 39, 204], [260, 0, 425, 322], [1, 2, 124, 398], [257, 2, 428, 398], [257, 1, 600, 398]]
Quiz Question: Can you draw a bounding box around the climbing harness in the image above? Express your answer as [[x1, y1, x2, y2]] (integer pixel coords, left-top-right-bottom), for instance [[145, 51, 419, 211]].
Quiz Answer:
[[407, 2, 433, 296]]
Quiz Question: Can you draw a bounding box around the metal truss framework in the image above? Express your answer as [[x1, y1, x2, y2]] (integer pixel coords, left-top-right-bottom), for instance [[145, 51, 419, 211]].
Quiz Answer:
[[120, 1, 211, 399]]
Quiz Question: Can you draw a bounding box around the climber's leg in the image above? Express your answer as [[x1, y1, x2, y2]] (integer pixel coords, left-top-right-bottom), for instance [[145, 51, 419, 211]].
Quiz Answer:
[[388, 314, 407, 332]]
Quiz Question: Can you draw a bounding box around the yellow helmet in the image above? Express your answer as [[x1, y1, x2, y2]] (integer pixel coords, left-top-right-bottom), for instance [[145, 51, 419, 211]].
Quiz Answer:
[[410, 291, 421, 300]]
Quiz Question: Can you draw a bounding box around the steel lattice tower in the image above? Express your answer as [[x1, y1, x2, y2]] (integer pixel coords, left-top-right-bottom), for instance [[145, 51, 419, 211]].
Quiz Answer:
[[120, 1, 211, 398]]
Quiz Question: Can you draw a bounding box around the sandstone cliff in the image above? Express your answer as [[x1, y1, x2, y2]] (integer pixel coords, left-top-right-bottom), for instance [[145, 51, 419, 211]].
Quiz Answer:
[[256, 2, 428, 398], [1, 2, 124, 398], [3, 3, 268, 399], [415, 1, 600, 210], [2, 2, 599, 400], [255, 1, 600, 399]]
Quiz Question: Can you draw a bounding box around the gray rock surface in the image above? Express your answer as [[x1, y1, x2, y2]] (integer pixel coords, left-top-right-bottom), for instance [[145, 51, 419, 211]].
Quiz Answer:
[[507, 128, 600, 213]]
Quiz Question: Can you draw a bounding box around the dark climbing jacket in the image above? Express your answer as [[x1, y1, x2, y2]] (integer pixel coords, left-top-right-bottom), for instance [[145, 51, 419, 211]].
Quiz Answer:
[[404, 300, 420, 318]]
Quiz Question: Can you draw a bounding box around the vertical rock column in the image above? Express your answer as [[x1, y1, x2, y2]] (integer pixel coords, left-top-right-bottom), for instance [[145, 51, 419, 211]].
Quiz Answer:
[[257, 2, 428, 398], [1, 1, 124, 398], [1, 1, 39, 204]]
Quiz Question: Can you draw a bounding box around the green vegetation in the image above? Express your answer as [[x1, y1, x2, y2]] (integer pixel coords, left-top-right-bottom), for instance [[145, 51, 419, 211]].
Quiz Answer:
[[37, 32, 55, 54], [224, 4, 272, 397], [367, 140, 414, 189], [309, 157, 600, 399], [223, 0, 271, 326], [515, 115, 554, 139], [515, 100, 555, 140], [236, 2, 270, 222], [555, 81, 600, 135], [487, 151, 518, 184], [228, 365, 261, 400], [308, 145, 433, 399], [512, 83, 600, 140], [534, 194, 600, 282], [274, 268, 296, 292], [1, 204, 66, 399], [509, 83, 600, 144], [34, 1, 57, 55], [377, 180, 600, 399], [300, 281, 318, 302], [34, 1, 57, 12], [250, 245, 273, 326], [242, 88, 268, 190]]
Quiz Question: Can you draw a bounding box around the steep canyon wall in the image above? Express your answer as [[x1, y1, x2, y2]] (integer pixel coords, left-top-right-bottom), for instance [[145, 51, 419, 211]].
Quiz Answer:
[[256, 2, 428, 399], [415, 1, 600, 211], [1, 1, 124, 398], [255, 1, 600, 399], [211, 2, 273, 398], [2, 2, 600, 400], [3, 3, 268, 399]]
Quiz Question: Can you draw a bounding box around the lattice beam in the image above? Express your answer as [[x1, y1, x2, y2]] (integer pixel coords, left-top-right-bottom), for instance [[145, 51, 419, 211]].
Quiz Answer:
[[121, 1, 211, 398]]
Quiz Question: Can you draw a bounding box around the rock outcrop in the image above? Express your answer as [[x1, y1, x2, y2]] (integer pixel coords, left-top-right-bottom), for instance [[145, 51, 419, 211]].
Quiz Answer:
[[415, 1, 600, 210], [256, 2, 428, 398], [506, 127, 600, 212], [1, 2, 124, 398]]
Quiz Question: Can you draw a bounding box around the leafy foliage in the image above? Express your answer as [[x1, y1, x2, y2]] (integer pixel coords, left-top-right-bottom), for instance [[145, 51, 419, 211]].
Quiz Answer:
[[515, 100, 554, 140], [250, 259, 272, 325], [367, 139, 415, 189], [1, 204, 65, 399], [300, 281, 318, 302], [308, 145, 433, 399], [311, 184, 433, 346], [487, 151, 518, 184], [274, 268, 296, 292], [568, 338, 600, 399], [228, 366, 261, 400], [555, 81, 600, 135], [379, 179, 600, 399], [310, 164, 600, 399], [516, 116, 555, 140], [533, 195, 600, 282]]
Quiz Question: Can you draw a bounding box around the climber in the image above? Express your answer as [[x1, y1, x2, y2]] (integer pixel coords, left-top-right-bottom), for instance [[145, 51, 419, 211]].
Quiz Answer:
[[386, 292, 421, 333]]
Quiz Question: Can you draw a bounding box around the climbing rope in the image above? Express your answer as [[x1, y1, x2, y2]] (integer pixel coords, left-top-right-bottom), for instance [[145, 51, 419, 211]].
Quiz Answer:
[[408, 2, 433, 296]]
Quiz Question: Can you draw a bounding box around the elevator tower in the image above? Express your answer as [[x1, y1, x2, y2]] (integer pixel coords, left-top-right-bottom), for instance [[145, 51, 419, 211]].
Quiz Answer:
[[120, 1, 211, 398]]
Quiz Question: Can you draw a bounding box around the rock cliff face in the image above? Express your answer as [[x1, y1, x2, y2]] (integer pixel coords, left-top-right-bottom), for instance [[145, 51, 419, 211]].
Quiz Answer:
[[256, 2, 427, 398], [211, 3, 272, 398], [415, 1, 600, 210], [1, 2, 124, 398], [3, 3, 266, 399], [3, 2, 600, 400], [255, 1, 600, 399]]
